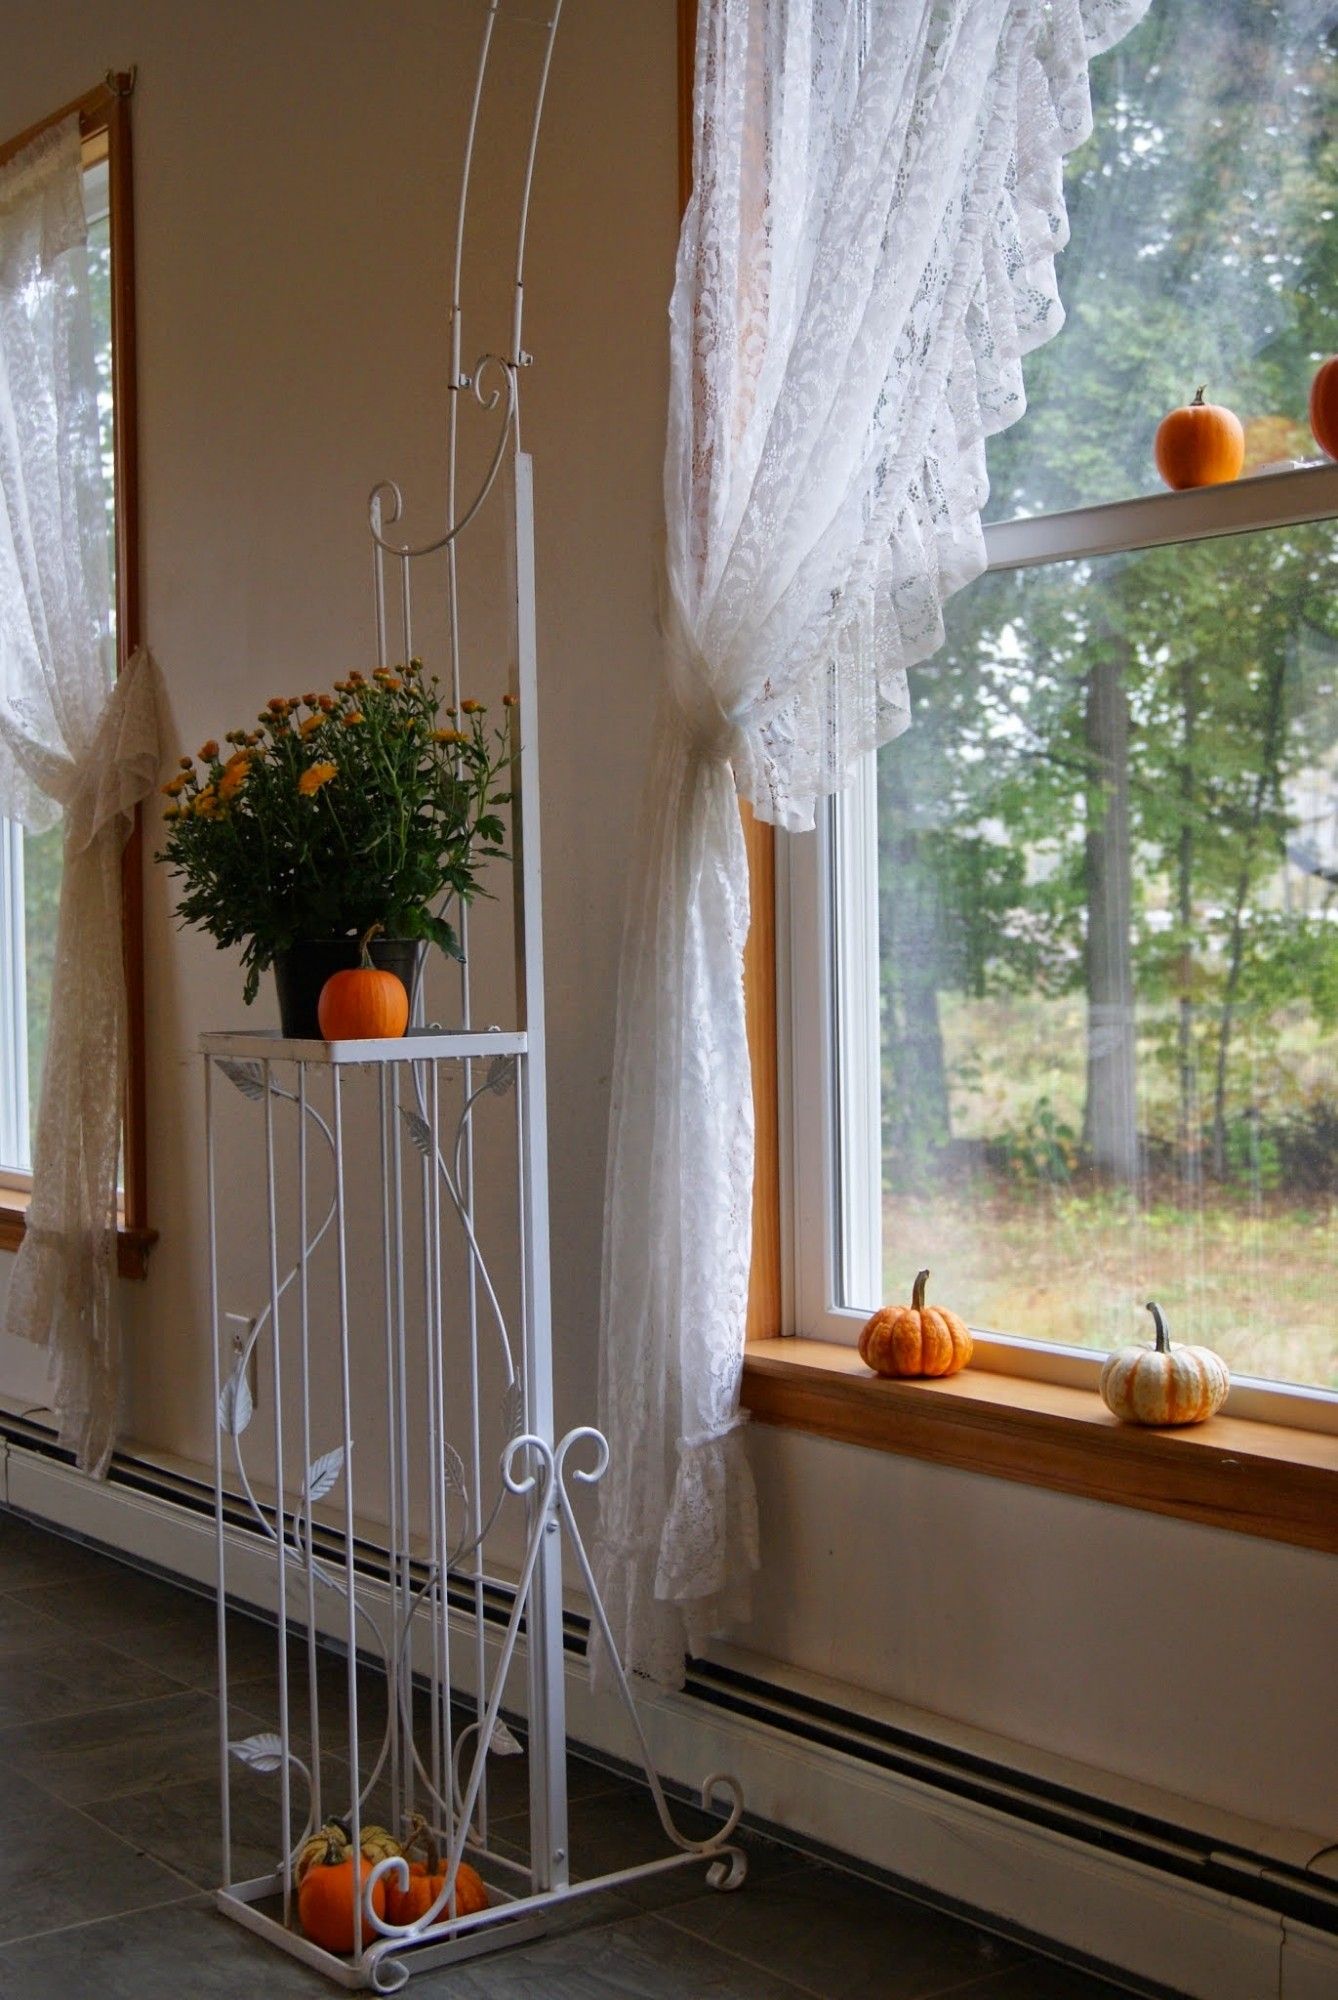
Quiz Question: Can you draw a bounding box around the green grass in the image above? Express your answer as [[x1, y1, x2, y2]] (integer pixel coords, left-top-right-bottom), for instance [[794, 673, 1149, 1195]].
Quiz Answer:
[[882, 1184, 1338, 1391]]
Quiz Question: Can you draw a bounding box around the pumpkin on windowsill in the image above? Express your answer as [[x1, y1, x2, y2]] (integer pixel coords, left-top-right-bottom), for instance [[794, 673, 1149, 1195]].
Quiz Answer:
[[1154, 387, 1244, 490], [1100, 1302, 1230, 1428], [859, 1269, 972, 1379], [1310, 356, 1338, 461]]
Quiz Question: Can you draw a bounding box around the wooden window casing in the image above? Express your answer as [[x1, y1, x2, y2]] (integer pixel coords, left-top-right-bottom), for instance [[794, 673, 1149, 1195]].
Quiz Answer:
[[0, 75, 154, 1280]]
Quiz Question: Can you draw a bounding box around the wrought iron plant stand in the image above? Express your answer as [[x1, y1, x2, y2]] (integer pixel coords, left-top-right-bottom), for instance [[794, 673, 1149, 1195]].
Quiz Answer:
[[202, 5, 744, 1988]]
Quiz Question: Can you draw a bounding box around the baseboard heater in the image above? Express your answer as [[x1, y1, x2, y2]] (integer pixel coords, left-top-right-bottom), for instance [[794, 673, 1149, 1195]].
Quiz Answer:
[[4, 1409, 1334, 1954]]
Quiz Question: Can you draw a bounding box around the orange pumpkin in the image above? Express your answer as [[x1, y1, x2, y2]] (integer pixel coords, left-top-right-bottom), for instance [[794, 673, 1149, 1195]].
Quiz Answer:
[[296, 1827, 388, 1953], [1310, 356, 1338, 461], [385, 1818, 488, 1927], [859, 1269, 972, 1379], [318, 924, 409, 1040], [1154, 388, 1244, 490]]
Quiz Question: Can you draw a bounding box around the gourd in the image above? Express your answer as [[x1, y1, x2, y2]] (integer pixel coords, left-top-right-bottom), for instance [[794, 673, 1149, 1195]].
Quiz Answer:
[[859, 1269, 972, 1379], [1310, 357, 1338, 461], [385, 1817, 488, 1927], [295, 1823, 390, 1953], [1100, 1302, 1230, 1427], [1154, 388, 1244, 490], [317, 924, 409, 1040]]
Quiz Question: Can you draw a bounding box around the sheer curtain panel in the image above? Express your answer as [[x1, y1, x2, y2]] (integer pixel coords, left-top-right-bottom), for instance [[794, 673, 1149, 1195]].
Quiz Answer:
[[0, 118, 158, 1476], [593, 0, 1151, 1688]]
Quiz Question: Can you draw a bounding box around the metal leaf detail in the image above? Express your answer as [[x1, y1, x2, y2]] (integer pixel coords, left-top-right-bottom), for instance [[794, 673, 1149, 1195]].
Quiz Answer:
[[400, 1107, 434, 1159], [443, 1443, 467, 1500], [229, 1732, 286, 1773], [501, 1380, 524, 1439], [219, 1058, 267, 1102], [218, 1361, 254, 1437], [489, 1718, 523, 1757], [302, 1446, 345, 1506], [486, 1055, 516, 1097]]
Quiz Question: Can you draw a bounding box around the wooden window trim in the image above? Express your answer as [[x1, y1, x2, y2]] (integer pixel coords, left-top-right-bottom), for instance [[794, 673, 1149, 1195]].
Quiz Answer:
[[677, 0, 1338, 1547], [0, 75, 155, 1281]]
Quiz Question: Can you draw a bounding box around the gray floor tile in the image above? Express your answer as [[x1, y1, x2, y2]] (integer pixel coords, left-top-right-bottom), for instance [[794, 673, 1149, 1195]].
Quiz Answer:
[[0, 1896, 335, 1999], [663, 1862, 1019, 1999], [0, 1628, 188, 1729], [945, 1955, 1142, 1998], [11, 1566, 280, 1691], [490, 1781, 804, 1913], [0, 1514, 119, 1595], [81, 1767, 313, 1892], [0, 1769, 189, 1949], [0, 1689, 231, 1807], [409, 1908, 817, 1998]]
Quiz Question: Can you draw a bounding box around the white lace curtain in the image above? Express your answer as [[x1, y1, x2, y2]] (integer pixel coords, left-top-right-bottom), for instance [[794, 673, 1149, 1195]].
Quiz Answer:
[[0, 118, 159, 1476], [593, 0, 1151, 1688]]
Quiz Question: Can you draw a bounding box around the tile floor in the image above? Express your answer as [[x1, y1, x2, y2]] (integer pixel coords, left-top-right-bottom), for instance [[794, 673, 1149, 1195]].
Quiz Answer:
[[0, 1508, 1148, 1999]]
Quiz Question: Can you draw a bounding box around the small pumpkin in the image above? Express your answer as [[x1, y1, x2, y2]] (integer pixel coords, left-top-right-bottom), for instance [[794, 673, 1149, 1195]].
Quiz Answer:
[[295, 1823, 389, 1953], [1154, 387, 1245, 490], [1309, 356, 1338, 461], [859, 1269, 972, 1379], [317, 923, 409, 1040], [385, 1818, 488, 1927], [1100, 1302, 1230, 1428]]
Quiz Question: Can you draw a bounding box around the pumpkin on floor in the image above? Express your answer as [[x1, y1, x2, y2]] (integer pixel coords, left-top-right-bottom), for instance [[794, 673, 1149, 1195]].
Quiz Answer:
[[317, 922, 410, 1040], [1154, 388, 1244, 489], [859, 1269, 972, 1379], [1099, 1302, 1230, 1427], [295, 1823, 390, 1953], [1310, 356, 1338, 460], [384, 1813, 488, 1927]]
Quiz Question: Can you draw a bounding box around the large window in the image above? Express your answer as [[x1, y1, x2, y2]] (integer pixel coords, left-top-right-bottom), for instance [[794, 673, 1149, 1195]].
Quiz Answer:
[[790, 1, 1338, 1408], [0, 81, 151, 1274]]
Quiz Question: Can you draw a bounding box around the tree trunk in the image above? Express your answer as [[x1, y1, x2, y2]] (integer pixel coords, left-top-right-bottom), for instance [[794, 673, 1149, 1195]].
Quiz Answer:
[[880, 758, 952, 1173], [1210, 647, 1289, 1177], [1083, 643, 1139, 1181], [1176, 660, 1200, 1194]]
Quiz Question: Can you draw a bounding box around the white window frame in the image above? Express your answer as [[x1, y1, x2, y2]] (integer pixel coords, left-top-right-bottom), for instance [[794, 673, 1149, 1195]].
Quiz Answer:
[[784, 459, 1338, 1435]]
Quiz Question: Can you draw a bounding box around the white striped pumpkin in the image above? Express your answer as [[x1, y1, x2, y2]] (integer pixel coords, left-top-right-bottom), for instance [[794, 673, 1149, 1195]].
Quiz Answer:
[[1099, 1303, 1230, 1427]]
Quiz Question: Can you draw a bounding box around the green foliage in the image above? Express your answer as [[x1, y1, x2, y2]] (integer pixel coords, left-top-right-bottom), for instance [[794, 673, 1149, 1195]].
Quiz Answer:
[[879, 0, 1338, 1190], [155, 663, 514, 1003]]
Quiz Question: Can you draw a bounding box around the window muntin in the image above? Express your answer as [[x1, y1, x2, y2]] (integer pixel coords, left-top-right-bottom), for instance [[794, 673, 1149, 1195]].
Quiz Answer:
[[984, 0, 1337, 523]]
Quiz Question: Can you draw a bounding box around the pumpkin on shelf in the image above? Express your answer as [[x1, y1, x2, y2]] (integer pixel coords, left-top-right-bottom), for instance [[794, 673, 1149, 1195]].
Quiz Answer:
[[1310, 356, 1338, 461], [859, 1269, 972, 1379], [385, 1815, 489, 1927], [1099, 1302, 1230, 1428], [1154, 388, 1245, 490], [317, 922, 410, 1041], [295, 1821, 391, 1953]]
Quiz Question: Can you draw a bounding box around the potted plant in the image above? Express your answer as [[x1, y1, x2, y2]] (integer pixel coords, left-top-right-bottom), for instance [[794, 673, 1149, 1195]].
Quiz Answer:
[[156, 660, 513, 1036]]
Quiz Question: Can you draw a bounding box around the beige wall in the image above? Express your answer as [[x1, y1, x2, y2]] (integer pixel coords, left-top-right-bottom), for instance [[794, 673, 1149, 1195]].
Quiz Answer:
[[2, 0, 1334, 1851]]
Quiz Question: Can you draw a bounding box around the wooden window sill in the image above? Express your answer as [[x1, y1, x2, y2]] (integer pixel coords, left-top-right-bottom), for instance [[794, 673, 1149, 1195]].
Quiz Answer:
[[741, 1337, 1338, 1555], [0, 1195, 156, 1281]]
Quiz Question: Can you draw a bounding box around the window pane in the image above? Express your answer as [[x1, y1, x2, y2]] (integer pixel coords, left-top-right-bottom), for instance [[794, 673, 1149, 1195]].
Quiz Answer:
[[985, 0, 1338, 522], [867, 522, 1338, 1393]]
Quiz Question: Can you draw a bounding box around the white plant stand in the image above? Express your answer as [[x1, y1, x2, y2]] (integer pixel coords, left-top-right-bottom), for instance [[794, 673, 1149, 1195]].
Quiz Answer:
[[201, 9, 744, 1989]]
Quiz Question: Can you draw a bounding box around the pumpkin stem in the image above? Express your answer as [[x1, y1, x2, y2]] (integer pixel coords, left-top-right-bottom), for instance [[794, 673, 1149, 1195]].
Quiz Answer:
[[1191, 386, 1207, 406], [912, 1268, 930, 1311], [357, 920, 384, 968], [1145, 1300, 1170, 1352]]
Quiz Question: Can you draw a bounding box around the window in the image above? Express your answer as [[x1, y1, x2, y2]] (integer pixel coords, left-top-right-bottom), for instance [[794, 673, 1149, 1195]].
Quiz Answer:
[[0, 78, 152, 1276], [786, 2, 1338, 1417]]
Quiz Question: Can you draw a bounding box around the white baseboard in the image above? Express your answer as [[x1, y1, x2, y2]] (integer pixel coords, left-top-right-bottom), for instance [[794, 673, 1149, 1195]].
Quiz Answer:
[[3, 1439, 1333, 2000]]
